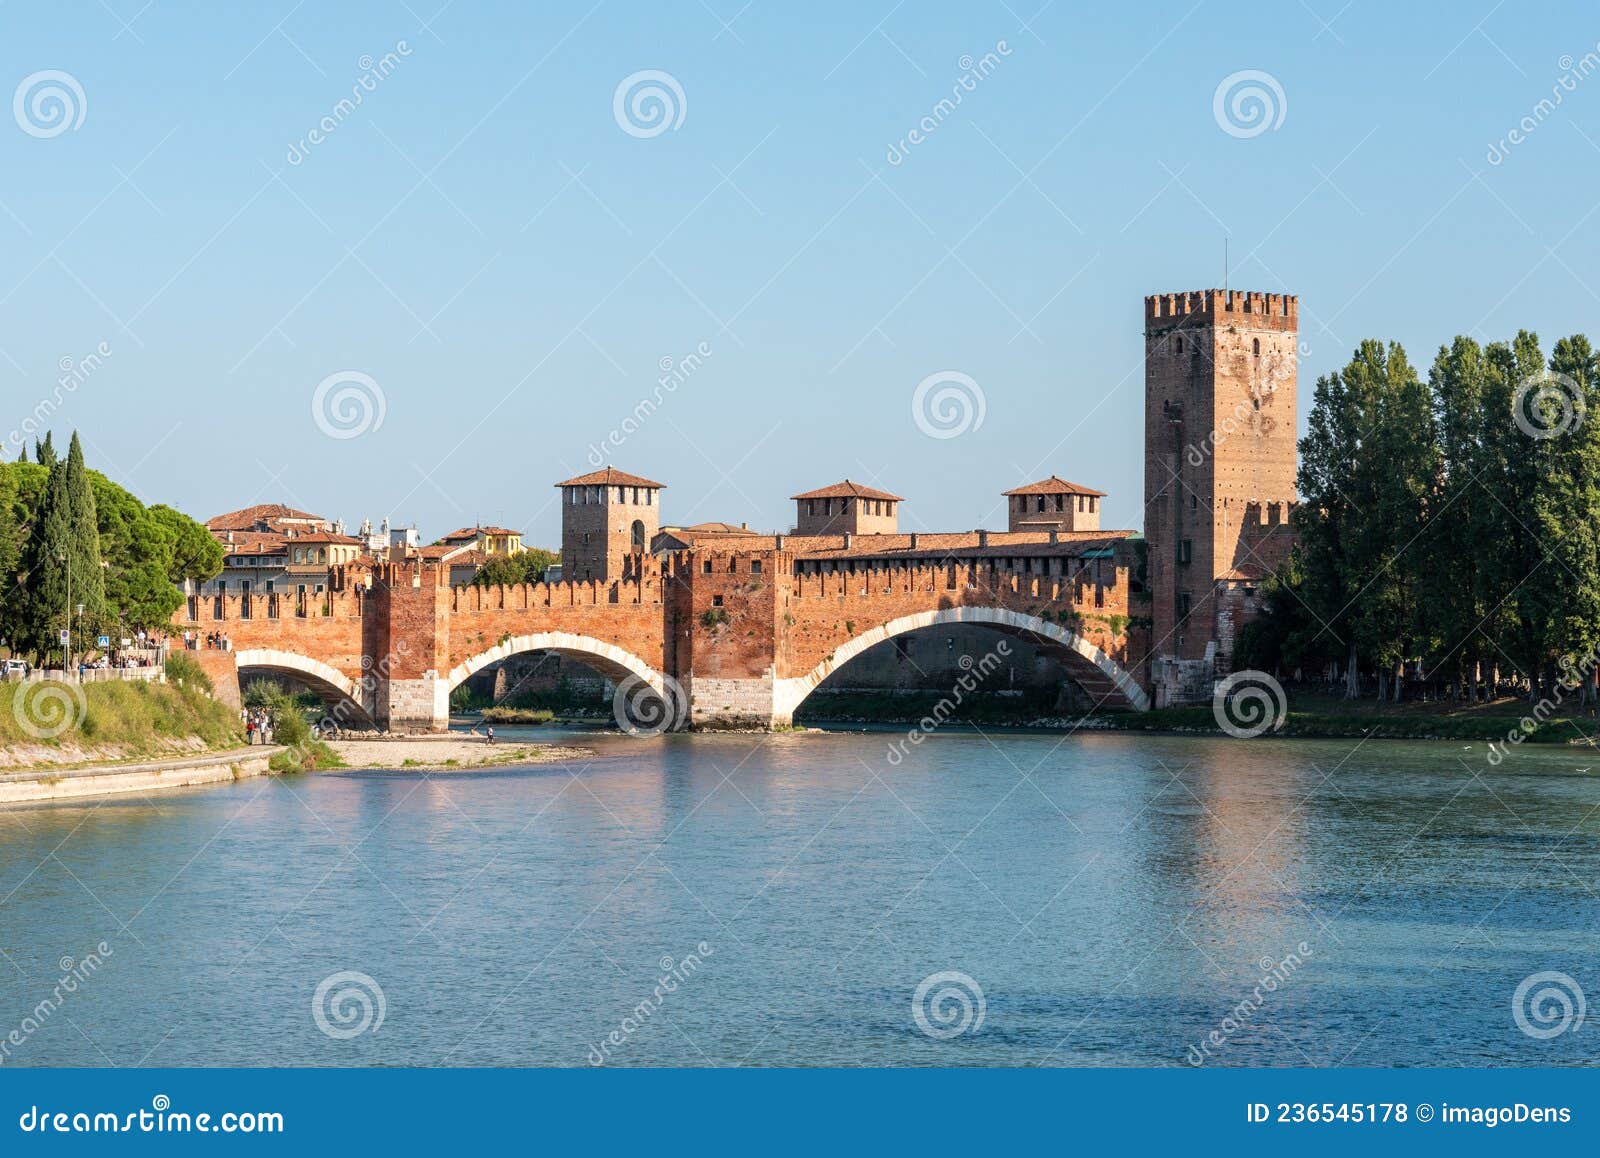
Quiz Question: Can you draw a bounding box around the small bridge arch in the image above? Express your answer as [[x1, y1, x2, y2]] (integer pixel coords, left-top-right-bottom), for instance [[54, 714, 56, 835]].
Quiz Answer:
[[774, 606, 1150, 719], [233, 647, 377, 728]]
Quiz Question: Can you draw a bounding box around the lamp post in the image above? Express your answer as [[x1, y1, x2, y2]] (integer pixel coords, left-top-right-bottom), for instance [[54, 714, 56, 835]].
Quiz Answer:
[[56, 548, 70, 674]]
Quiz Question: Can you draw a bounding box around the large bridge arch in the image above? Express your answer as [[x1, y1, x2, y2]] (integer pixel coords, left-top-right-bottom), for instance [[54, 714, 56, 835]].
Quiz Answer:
[[233, 648, 377, 729], [447, 632, 672, 704], [774, 606, 1149, 720]]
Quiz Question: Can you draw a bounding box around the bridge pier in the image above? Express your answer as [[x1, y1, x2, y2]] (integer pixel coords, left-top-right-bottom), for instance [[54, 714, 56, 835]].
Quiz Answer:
[[376, 675, 450, 733], [686, 673, 790, 731]]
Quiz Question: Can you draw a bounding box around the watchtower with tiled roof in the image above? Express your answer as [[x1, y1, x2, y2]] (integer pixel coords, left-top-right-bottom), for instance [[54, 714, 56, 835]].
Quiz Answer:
[[554, 466, 665, 581], [790, 479, 902, 537], [1002, 475, 1106, 533]]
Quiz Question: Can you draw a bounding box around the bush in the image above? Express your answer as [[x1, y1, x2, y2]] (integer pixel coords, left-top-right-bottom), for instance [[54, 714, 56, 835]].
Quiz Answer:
[[164, 652, 213, 695]]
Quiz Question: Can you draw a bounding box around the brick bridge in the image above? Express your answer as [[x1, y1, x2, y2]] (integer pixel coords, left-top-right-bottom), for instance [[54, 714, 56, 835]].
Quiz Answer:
[[175, 532, 1151, 731]]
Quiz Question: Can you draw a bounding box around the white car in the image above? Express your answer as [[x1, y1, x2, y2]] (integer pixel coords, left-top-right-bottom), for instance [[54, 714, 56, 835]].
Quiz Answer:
[[2, 659, 29, 677]]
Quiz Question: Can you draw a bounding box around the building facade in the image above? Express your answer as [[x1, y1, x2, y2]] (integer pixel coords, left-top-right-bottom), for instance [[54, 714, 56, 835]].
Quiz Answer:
[[790, 480, 902, 536], [1003, 476, 1105, 533], [556, 467, 665, 581], [1143, 289, 1298, 704]]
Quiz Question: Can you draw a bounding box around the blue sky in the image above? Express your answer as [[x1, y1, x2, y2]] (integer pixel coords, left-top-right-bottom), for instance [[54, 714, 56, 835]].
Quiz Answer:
[[2, 1, 1597, 545]]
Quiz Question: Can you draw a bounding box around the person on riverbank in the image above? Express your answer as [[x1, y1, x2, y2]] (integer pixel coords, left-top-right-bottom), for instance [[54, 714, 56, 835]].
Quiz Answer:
[[486, 726, 496, 745]]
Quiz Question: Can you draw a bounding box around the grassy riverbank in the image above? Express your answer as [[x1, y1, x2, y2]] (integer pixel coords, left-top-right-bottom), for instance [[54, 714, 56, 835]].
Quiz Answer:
[[0, 673, 245, 770], [797, 688, 1600, 745], [1107, 692, 1598, 744]]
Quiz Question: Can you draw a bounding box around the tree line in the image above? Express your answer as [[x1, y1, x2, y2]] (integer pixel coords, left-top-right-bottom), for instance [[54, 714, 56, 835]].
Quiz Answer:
[[1, 431, 222, 666], [1237, 330, 1600, 703]]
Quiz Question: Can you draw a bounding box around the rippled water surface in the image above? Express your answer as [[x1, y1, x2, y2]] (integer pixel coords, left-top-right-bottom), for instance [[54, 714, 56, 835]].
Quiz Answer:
[[2, 727, 1598, 1066]]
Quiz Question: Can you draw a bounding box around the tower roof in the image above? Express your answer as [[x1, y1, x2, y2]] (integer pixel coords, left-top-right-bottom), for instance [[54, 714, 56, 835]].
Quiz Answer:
[[1001, 475, 1106, 498], [790, 479, 903, 502], [554, 467, 666, 489]]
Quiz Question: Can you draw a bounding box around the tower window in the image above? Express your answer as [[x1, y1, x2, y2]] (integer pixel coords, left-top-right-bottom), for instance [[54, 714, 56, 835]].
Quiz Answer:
[[1253, 338, 1260, 356], [1175, 337, 1183, 354], [702, 560, 713, 574]]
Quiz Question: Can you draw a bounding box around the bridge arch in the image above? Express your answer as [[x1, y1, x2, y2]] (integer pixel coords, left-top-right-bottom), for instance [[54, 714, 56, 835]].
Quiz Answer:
[[774, 606, 1149, 719], [447, 632, 671, 703], [233, 647, 377, 728]]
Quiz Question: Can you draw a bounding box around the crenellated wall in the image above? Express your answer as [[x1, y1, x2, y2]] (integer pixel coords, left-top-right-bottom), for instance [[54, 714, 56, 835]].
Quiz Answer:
[[170, 540, 1151, 731]]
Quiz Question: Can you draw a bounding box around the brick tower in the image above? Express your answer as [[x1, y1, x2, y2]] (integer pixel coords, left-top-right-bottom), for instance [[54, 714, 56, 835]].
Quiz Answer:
[[1143, 289, 1298, 704], [555, 467, 665, 581]]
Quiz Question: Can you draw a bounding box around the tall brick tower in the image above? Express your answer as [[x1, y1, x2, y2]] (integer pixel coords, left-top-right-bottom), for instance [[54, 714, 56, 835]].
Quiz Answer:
[[1143, 289, 1298, 704], [555, 467, 665, 581]]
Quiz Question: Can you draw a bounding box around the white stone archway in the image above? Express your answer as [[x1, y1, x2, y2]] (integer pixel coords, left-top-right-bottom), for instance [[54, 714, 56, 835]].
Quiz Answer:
[[447, 632, 670, 702], [772, 606, 1149, 721], [233, 647, 376, 727]]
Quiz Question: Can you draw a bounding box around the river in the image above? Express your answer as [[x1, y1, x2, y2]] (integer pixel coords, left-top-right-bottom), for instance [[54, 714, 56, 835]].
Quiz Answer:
[[1, 726, 1596, 1066]]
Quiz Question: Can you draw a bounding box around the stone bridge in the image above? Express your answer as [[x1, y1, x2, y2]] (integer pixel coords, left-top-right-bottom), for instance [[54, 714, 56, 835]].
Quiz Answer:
[[173, 532, 1151, 731]]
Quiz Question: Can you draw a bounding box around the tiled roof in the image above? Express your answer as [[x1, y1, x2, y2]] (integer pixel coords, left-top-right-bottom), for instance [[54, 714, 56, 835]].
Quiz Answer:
[[1001, 475, 1107, 497], [681, 529, 1132, 559], [555, 467, 666, 489], [206, 503, 326, 531], [291, 533, 365, 546], [439, 525, 522, 541], [790, 479, 904, 502]]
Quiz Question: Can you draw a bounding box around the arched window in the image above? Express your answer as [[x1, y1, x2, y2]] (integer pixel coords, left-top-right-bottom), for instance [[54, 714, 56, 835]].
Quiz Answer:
[[1253, 338, 1261, 356], [1175, 337, 1183, 354], [631, 520, 645, 551]]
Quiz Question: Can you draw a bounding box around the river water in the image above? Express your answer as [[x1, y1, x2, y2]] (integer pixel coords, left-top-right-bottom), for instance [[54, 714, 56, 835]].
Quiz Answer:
[[1, 726, 1597, 1067]]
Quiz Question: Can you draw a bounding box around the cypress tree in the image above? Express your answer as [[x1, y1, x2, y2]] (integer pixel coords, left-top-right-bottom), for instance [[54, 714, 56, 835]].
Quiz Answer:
[[18, 459, 72, 665], [63, 432, 105, 651], [35, 432, 56, 469]]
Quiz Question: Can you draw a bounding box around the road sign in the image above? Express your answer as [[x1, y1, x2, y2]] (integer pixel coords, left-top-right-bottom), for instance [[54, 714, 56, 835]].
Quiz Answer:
[[58, 629, 70, 645], [97, 635, 110, 648]]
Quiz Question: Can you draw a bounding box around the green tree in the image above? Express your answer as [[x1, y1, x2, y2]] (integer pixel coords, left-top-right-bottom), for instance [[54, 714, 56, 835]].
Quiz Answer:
[[470, 547, 559, 587], [35, 432, 56, 469], [63, 432, 106, 650], [18, 459, 72, 664]]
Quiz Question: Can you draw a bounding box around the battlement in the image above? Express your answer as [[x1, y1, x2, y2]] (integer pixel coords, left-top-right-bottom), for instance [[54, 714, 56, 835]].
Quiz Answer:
[[1242, 499, 1299, 527], [1144, 289, 1297, 329]]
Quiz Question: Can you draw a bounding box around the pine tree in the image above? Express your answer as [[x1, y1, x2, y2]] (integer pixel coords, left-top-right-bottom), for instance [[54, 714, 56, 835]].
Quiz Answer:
[[16, 442, 27, 463]]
